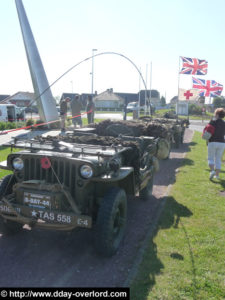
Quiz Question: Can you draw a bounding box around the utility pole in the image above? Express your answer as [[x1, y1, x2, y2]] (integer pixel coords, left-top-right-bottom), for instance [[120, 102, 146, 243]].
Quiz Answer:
[[91, 49, 97, 96], [145, 64, 148, 115], [149, 61, 152, 115]]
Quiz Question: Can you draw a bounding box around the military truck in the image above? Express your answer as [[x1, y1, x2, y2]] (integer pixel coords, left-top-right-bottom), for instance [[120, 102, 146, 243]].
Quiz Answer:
[[0, 125, 169, 257]]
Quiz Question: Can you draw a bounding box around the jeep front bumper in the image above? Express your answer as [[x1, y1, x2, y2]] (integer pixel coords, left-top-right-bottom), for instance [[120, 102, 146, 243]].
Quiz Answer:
[[0, 201, 92, 230]]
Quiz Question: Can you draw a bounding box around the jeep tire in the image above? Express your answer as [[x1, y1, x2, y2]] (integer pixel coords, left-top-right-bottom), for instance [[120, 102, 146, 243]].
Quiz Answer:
[[94, 187, 127, 257], [0, 175, 23, 234], [139, 176, 154, 201]]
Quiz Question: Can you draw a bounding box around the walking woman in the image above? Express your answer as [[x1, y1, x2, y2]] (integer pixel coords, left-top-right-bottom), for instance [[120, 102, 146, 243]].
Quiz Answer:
[[208, 108, 225, 180]]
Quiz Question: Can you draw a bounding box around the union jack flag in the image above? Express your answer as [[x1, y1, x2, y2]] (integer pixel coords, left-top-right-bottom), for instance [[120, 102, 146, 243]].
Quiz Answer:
[[192, 77, 223, 97], [180, 57, 208, 75]]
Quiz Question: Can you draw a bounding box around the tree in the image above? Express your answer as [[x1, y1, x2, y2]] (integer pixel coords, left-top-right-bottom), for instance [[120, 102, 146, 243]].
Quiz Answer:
[[188, 104, 202, 115], [198, 96, 205, 104], [213, 97, 223, 108], [160, 96, 166, 106]]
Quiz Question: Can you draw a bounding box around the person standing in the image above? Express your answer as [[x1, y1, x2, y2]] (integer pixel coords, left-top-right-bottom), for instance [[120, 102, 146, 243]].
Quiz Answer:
[[60, 97, 70, 132], [86, 96, 95, 124], [208, 108, 225, 180], [70, 95, 83, 127]]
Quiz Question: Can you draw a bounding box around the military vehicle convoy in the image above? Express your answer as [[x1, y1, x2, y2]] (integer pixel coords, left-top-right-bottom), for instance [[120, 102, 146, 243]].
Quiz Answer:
[[0, 118, 185, 256]]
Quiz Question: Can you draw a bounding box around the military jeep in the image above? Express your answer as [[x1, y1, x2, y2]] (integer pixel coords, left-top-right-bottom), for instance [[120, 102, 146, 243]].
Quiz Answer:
[[0, 127, 167, 256]]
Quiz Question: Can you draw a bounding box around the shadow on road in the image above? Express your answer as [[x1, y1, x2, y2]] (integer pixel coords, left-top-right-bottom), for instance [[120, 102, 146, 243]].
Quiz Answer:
[[155, 137, 195, 187]]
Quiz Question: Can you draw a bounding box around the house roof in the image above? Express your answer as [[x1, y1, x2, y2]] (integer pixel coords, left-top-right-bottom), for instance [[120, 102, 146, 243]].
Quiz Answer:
[[170, 96, 178, 103], [0, 94, 10, 102], [115, 92, 137, 104], [60, 93, 93, 103], [1, 92, 36, 104], [60, 93, 79, 101], [138, 89, 159, 99], [94, 89, 124, 102]]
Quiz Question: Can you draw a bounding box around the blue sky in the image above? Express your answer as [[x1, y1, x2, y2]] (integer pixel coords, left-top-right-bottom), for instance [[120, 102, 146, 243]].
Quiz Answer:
[[1, 0, 225, 102]]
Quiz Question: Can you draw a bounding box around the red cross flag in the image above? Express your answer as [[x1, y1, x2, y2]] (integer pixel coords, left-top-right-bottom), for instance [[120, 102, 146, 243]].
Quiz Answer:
[[178, 88, 199, 101]]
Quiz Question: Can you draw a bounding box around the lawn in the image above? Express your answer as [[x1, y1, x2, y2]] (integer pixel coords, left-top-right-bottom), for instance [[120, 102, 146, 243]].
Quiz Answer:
[[154, 109, 213, 120], [0, 146, 18, 178], [131, 132, 225, 299]]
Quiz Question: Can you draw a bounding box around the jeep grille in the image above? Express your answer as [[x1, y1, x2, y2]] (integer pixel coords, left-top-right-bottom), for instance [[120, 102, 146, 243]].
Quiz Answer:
[[23, 156, 76, 196]]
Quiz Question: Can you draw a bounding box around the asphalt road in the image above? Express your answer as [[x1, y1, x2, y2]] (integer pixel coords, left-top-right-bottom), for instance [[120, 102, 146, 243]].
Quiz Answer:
[[189, 119, 206, 132], [25, 112, 132, 121]]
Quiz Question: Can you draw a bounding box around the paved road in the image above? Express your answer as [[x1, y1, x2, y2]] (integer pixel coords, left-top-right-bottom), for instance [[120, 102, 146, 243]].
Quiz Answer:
[[189, 119, 206, 133], [25, 112, 132, 121]]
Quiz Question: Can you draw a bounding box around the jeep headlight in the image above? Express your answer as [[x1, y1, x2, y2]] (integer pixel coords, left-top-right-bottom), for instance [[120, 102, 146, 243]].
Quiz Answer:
[[80, 164, 93, 179], [12, 157, 24, 170]]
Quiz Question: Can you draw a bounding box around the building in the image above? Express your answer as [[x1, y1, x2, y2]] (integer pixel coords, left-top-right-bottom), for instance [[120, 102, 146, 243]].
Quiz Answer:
[[0, 95, 10, 102], [94, 89, 124, 110], [59, 88, 161, 110], [0, 92, 36, 107], [138, 90, 161, 107], [93, 89, 160, 110], [170, 96, 178, 105], [115, 92, 138, 105]]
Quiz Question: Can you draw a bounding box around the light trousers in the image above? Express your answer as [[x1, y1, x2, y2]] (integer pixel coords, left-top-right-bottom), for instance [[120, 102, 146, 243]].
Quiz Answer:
[[208, 142, 225, 170]]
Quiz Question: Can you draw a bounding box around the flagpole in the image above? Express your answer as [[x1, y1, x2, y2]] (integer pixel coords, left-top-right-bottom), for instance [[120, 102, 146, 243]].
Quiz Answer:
[[149, 61, 152, 115], [178, 56, 181, 99], [145, 64, 148, 115], [138, 66, 141, 118], [177, 56, 181, 118]]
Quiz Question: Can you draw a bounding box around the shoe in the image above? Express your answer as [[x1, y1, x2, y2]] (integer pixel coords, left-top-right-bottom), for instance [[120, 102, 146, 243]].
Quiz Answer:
[[214, 175, 220, 180], [209, 171, 215, 180]]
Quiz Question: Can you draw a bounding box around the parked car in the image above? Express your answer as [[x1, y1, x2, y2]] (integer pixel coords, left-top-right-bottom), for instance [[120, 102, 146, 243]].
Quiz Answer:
[[56, 106, 61, 116], [15, 106, 25, 121], [126, 102, 147, 112], [0, 104, 19, 122], [25, 106, 38, 114]]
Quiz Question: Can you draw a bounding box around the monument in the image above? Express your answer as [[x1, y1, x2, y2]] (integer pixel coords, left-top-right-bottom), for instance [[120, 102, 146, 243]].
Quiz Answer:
[[15, 0, 59, 125]]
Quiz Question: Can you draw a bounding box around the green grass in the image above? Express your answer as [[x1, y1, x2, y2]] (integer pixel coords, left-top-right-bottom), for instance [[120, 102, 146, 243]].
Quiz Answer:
[[0, 146, 18, 178], [83, 118, 102, 125], [131, 132, 225, 300], [154, 109, 213, 120]]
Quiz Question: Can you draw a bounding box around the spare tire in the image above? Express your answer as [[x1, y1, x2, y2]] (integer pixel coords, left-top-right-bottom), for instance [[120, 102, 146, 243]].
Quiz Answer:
[[156, 138, 170, 160]]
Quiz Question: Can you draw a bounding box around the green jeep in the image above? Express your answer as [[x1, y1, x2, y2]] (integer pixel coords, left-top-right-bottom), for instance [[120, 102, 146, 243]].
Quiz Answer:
[[0, 128, 167, 256]]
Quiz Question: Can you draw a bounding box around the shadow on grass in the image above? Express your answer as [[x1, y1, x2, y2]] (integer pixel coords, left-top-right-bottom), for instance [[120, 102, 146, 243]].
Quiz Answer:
[[0, 146, 9, 151], [171, 141, 197, 154], [132, 196, 193, 299], [210, 178, 225, 190], [155, 157, 194, 187]]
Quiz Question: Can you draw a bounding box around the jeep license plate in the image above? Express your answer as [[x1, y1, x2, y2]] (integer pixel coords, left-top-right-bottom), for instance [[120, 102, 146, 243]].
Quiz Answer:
[[24, 192, 51, 209], [30, 209, 72, 224]]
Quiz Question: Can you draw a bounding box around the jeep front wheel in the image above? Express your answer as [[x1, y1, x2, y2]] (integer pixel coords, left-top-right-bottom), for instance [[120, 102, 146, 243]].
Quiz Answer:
[[139, 176, 154, 201], [0, 175, 23, 235], [94, 187, 127, 257]]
